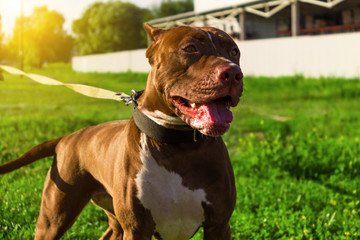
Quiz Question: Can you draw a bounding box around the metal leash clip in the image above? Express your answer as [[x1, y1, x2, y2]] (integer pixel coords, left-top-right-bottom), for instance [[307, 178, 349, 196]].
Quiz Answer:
[[116, 89, 140, 105]]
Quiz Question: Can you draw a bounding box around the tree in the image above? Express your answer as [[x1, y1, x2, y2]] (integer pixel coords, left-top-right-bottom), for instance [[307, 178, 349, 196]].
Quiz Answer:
[[72, 1, 150, 55], [154, 0, 194, 18], [10, 6, 73, 68]]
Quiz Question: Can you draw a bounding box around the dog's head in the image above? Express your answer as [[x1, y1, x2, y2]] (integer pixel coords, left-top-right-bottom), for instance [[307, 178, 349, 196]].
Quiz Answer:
[[140, 24, 243, 137]]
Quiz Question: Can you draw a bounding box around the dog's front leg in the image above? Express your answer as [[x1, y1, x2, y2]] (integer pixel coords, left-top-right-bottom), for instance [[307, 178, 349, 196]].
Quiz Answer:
[[113, 195, 155, 240], [116, 217, 154, 240], [121, 231, 152, 240], [203, 223, 231, 240]]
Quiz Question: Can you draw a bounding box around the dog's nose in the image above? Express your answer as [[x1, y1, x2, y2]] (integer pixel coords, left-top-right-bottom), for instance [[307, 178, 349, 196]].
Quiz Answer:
[[217, 65, 243, 85]]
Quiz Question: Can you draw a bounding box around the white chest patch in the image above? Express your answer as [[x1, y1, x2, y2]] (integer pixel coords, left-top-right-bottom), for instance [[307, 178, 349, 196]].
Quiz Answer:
[[135, 133, 209, 240]]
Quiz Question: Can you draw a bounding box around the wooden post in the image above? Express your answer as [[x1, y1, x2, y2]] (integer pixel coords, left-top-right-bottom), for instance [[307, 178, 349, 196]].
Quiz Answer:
[[239, 10, 246, 40], [291, 0, 300, 37]]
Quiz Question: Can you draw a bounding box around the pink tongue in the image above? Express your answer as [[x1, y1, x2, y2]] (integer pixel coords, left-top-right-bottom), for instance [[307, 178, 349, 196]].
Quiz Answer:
[[198, 100, 233, 124]]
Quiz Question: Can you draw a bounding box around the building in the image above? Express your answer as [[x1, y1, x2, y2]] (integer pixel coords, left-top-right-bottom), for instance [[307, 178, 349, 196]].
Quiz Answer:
[[72, 0, 360, 78], [148, 0, 360, 41]]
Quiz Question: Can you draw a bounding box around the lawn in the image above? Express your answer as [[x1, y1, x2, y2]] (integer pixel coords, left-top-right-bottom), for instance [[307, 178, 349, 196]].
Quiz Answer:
[[0, 63, 359, 239]]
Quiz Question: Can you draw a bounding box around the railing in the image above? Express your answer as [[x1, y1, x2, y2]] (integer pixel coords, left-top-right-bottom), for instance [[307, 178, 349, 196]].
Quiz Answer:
[[278, 23, 360, 36]]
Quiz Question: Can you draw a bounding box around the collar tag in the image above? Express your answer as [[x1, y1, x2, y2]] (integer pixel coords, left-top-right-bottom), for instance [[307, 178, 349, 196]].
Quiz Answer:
[[193, 130, 198, 143]]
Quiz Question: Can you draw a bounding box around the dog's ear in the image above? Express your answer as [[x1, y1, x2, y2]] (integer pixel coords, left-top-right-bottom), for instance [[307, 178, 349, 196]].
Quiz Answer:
[[144, 23, 165, 42], [144, 23, 166, 65]]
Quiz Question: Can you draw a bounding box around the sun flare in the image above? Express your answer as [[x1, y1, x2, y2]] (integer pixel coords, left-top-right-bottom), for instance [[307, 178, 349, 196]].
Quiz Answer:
[[3, 0, 22, 16]]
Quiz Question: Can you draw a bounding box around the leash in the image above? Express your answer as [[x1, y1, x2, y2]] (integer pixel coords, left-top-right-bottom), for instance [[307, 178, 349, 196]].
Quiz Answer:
[[0, 65, 131, 102], [0, 65, 203, 143]]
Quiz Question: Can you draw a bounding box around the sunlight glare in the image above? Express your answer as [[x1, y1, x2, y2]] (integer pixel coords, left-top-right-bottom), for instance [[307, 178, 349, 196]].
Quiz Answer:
[[3, 0, 21, 17]]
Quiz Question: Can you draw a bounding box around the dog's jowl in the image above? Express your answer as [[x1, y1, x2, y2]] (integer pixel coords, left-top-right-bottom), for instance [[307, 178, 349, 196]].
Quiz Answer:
[[0, 24, 243, 240]]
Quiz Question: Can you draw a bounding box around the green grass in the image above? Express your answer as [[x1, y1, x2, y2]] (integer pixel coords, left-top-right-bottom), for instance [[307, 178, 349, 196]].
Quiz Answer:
[[1, 63, 359, 239]]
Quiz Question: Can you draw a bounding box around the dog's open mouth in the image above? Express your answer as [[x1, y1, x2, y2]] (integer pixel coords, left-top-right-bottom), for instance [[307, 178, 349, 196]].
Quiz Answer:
[[170, 95, 233, 136]]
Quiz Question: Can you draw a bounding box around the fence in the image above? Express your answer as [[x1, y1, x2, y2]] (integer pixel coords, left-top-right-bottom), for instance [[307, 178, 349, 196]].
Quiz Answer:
[[72, 32, 360, 78], [72, 49, 150, 73]]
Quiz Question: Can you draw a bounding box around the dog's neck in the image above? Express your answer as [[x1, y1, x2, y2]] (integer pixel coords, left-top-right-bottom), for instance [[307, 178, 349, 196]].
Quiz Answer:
[[137, 72, 174, 116], [132, 102, 204, 144], [136, 71, 191, 130]]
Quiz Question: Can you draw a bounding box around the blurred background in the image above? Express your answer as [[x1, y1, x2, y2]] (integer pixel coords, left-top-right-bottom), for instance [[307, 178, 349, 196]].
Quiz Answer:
[[0, 0, 191, 68], [0, 0, 359, 77]]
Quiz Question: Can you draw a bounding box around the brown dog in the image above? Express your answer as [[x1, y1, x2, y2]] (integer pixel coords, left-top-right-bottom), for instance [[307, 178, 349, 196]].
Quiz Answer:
[[0, 24, 243, 239]]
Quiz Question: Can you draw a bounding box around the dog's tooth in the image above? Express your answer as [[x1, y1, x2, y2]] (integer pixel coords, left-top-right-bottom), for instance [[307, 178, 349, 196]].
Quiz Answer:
[[190, 103, 196, 108]]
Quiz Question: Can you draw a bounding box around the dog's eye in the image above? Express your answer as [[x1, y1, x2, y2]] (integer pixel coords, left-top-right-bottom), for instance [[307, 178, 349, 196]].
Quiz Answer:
[[231, 48, 239, 56], [183, 45, 197, 53]]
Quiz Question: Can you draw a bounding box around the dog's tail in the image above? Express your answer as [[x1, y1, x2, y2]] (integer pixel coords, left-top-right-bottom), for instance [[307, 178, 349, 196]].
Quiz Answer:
[[0, 137, 63, 174]]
